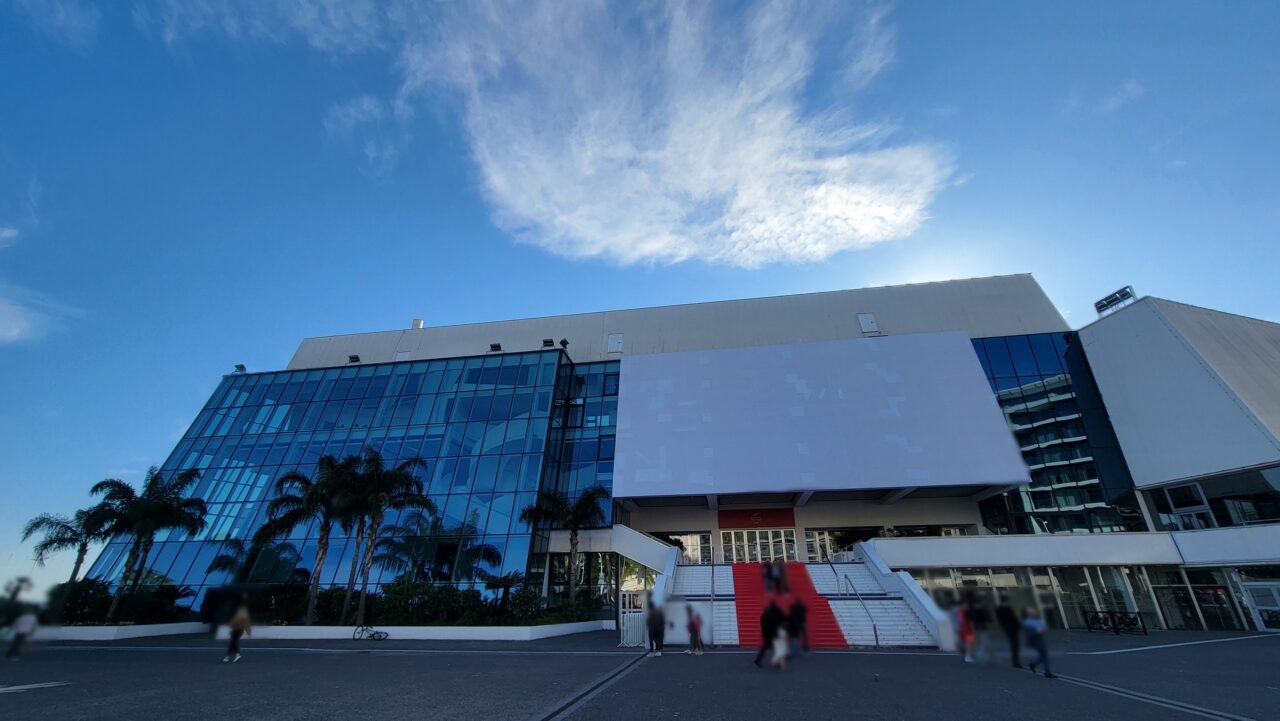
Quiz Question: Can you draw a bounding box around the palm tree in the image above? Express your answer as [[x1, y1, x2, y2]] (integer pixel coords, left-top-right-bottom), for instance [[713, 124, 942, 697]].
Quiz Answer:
[[352, 448, 435, 625], [484, 571, 525, 613], [206, 537, 305, 585], [259, 455, 358, 625], [372, 509, 442, 583], [519, 485, 610, 606], [92, 468, 208, 623], [21, 506, 110, 586]]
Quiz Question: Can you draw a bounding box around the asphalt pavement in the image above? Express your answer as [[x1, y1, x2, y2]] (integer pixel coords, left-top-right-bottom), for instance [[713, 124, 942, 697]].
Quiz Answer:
[[1, 630, 1275, 721]]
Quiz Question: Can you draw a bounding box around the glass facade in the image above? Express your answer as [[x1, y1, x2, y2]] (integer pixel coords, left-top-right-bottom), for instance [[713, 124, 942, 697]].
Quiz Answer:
[[972, 333, 1146, 534], [86, 350, 571, 609], [527, 360, 619, 603]]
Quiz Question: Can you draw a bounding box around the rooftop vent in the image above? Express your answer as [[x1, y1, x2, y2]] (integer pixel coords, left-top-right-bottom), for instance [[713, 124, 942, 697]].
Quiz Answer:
[[348, 354, 361, 364], [489, 343, 503, 352], [542, 338, 555, 348], [232, 364, 247, 374], [411, 319, 424, 329]]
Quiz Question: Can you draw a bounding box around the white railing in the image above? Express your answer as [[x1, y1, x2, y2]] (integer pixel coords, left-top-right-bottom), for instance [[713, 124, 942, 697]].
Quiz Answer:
[[853, 542, 953, 652]]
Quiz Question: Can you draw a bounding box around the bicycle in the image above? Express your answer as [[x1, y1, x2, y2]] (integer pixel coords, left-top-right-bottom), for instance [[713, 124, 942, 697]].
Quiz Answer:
[[352, 625, 389, 641]]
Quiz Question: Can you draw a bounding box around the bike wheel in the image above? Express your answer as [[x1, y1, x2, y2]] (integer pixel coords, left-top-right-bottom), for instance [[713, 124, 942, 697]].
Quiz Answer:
[[352, 626, 366, 641], [372, 631, 389, 641]]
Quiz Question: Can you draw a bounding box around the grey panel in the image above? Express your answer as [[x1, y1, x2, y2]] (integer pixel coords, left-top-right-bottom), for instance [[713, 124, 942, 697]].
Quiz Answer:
[[612, 332, 1031, 498]]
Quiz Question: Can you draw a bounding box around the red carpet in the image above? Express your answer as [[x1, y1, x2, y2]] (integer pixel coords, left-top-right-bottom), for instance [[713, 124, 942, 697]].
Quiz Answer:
[[731, 562, 846, 648]]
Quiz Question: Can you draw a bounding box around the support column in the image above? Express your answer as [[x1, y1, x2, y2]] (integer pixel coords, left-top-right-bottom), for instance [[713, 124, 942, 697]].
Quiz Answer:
[[1179, 567, 1209, 630]]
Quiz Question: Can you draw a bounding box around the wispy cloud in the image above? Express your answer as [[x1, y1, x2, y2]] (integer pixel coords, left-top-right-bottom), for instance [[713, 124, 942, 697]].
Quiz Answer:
[[398, 2, 951, 267], [1099, 77, 1144, 113], [0, 227, 17, 248], [0, 284, 77, 343], [10, 0, 101, 47], [323, 95, 402, 176], [131, 0, 953, 268]]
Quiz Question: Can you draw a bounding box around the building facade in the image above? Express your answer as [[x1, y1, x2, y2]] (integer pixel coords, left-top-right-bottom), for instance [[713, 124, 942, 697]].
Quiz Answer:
[[85, 275, 1280, 635]]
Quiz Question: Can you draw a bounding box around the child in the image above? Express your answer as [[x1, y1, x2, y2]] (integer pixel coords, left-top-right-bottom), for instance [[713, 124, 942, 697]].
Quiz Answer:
[[770, 627, 789, 670]]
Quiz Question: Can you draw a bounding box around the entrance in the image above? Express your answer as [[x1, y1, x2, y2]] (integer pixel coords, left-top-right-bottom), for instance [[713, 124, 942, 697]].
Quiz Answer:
[[1242, 583, 1280, 631], [720, 529, 798, 563]]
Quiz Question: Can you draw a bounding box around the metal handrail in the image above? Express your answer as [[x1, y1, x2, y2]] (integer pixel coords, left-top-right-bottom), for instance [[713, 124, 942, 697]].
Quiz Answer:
[[821, 549, 879, 649]]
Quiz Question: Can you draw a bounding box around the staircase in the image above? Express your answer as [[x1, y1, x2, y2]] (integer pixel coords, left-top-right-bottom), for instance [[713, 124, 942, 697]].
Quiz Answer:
[[729, 563, 846, 648]]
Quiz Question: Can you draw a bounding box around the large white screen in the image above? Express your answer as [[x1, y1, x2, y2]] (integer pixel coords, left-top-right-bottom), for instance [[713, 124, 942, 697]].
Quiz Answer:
[[613, 332, 1030, 497]]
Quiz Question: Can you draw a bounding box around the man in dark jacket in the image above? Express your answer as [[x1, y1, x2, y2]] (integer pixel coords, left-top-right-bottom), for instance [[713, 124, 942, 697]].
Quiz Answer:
[[646, 597, 666, 657], [753, 600, 786, 667], [787, 598, 809, 656], [995, 597, 1022, 668]]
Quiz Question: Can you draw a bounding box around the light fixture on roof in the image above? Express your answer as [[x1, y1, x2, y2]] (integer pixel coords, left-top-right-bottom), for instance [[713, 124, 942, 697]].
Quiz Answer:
[[348, 354, 361, 364], [559, 338, 569, 349], [489, 343, 503, 352], [1094, 286, 1137, 316], [542, 338, 555, 348], [232, 364, 247, 374]]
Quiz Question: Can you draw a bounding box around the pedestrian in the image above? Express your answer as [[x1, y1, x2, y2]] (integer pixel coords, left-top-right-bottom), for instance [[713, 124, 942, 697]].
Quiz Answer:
[[223, 596, 252, 663], [685, 606, 705, 655], [775, 560, 790, 595], [964, 594, 992, 664], [787, 597, 809, 657], [995, 596, 1022, 668], [1023, 608, 1055, 678], [762, 561, 774, 593], [954, 599, 973, 662], [5, 607, 38, 661], [646, 595, 666, 657], [753, 599, 787, 668]]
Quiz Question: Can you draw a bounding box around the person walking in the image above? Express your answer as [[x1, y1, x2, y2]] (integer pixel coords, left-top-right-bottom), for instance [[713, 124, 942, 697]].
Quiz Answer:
[[762, 561, 774, 593], [5, 608, 38, 661], [954, 599, 973, 662], [995, 596, 1022, 668], [787, 597, 809, 657], [964, 595, 992, 664], [685, 607, 705, 656], [646, 597, 666, 657], [753, 600, 786, 668], [223, 597, 252, 663], [1023, 608, 1054, 678], [775, 560, 790, 595]]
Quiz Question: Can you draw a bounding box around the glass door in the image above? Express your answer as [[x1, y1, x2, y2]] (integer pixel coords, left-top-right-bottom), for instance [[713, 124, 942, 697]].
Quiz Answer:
[[720, 529, 797, 563]]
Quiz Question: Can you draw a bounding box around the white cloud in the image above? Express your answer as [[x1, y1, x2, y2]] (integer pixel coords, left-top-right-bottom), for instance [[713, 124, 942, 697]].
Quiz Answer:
[[133, 0, 953, 268], [398, 1, 952, 267], [11, 0, 100, 47], [0, 226, 17, 247], [1099, 77, 1144, 113]]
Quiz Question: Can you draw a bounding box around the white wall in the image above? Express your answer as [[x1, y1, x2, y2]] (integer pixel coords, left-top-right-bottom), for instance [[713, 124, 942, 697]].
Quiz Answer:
[[865, 533, 1184, 568], [288, 275, 1069, 369], [214, 620, 615, 641], [614, 332, 1030, 497], [1080, 298, 1280, 488]]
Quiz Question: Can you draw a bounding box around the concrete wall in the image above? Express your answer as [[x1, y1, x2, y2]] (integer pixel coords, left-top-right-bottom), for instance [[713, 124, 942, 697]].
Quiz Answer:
[[1172, 524, 1280, 567], [34, 622, 208, 642], [214, 619, 615, 641], [1079, 298, 1280, 488], [288, 275, 1069, 369], [623, 498, 983, 560]]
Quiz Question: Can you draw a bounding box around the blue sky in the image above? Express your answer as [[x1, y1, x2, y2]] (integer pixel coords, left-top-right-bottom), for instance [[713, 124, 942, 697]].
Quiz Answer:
[[2, 0, 1278, 594]]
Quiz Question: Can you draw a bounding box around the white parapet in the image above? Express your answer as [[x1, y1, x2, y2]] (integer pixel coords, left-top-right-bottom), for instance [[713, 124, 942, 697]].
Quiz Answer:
[[214, 619, 615, 641]]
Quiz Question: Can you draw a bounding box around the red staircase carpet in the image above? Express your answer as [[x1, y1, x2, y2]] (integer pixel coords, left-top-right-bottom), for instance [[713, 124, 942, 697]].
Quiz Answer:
[[731, 562, 846, 648]]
